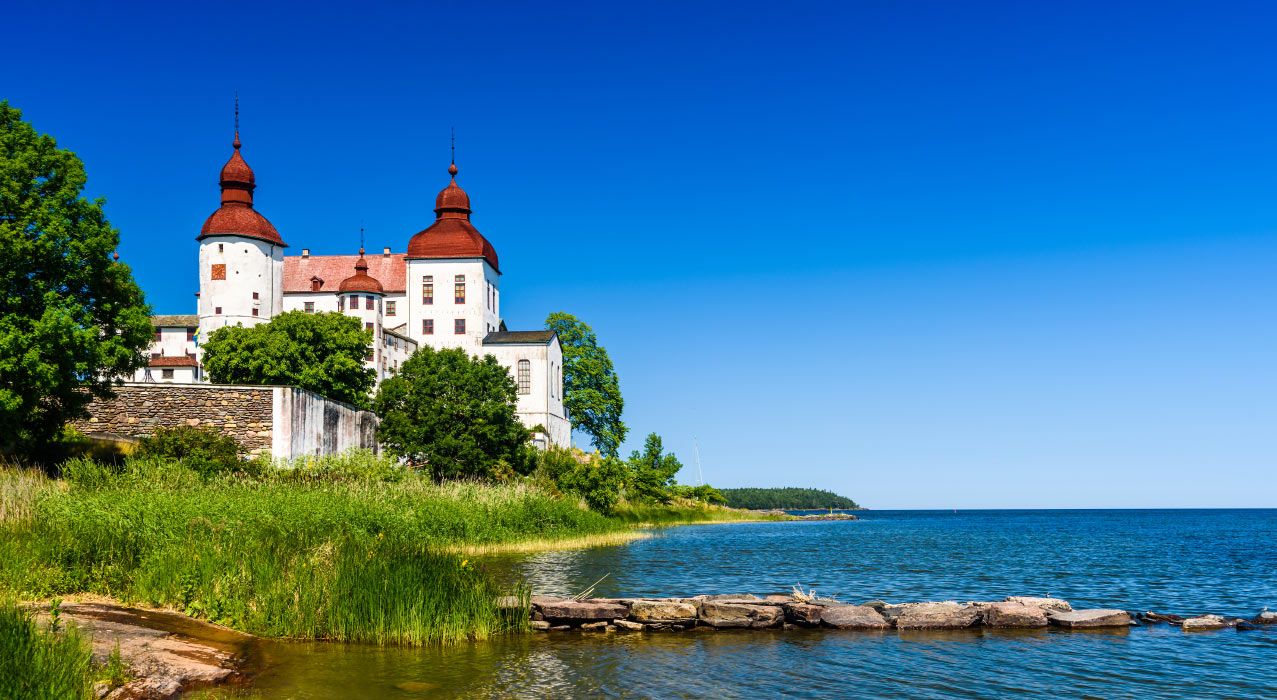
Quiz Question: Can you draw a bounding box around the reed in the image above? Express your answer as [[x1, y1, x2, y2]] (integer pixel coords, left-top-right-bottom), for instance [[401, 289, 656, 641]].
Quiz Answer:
[[0, 599, 95, 700]]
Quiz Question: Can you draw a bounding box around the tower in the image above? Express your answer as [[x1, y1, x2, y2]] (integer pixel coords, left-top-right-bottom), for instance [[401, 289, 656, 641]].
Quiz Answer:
[[337, 249, 389, 380], [196, 113, 287, 346]]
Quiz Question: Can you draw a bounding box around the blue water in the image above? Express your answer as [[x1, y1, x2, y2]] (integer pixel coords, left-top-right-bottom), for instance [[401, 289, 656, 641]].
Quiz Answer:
[[240, 510, 1277, 699]]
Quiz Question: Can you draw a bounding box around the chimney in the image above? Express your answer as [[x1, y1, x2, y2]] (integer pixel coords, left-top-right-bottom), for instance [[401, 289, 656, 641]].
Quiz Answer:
[[383, 247, 391, 256], [302, 249, 310, 258]]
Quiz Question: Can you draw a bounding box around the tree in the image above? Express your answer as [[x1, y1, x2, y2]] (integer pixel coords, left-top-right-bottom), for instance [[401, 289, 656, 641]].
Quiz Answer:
[[545, 312, 626, 456], [373, 345, 532, 481], [627, 433, 683, 504], [201, 311, 375, 408], [0, 102, 153, 457]]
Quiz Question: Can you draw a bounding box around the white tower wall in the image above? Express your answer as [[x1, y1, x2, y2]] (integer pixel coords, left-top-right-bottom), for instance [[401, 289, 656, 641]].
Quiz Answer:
[[198, 235, 284, 343]]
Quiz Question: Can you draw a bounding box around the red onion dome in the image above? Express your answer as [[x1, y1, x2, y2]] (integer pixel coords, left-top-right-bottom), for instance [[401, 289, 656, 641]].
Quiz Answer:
[[406, 164, 498, 271], [338, 250, 385, 293], [197, 130, 287, 247]]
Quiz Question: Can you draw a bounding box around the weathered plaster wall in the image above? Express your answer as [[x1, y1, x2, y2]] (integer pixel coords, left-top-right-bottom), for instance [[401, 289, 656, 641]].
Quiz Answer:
[[72, 383, 377, 458]]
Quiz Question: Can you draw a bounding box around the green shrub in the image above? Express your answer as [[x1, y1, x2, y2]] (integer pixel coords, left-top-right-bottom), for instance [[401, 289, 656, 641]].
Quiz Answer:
[[536, 447, 627, 514], [134, 426, 242, 477], [0, 599, 94, 700]]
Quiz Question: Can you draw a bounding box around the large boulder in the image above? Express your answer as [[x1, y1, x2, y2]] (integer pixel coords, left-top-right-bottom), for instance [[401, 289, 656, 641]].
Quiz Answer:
[[879, 601, 959, 626], [1251, 611, 1277, 625], [820, 605, 890, 630], [629, 600, 698, 624], [539, 601, 629, 623], [782, 602, 824, 626], [1181, 614, 1230, 631], [896, 603, 981, 630], [698, 601, 784, 629], [1047, 609, 1130, 628], [982, 602, 1048, 628], [1004, 596, 1072, 613]]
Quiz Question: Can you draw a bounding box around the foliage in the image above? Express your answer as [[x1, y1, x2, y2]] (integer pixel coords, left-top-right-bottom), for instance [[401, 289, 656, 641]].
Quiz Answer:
[[134, 426, 243, 478], [0, 599, 95, 700], [718, 487, 860, 510], [626, 433, 683, 504], [670, 483, 728, 505], [535, 446, 628, 514], [102, 643, 132, 689], [545, 312, 626, 456], [0, 101, 153, 459], [201, 310, 374, 409], [373, 346, 532, 481]]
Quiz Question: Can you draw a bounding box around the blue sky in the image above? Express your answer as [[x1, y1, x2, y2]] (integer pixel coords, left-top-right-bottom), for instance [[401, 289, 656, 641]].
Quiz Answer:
[[5, 0, 1274, 507]]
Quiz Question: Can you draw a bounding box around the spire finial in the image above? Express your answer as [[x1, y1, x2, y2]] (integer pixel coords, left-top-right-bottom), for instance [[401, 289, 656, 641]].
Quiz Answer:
[[233, 92, 241, 149], [450, 126, 455, 164], [360, 224, 365, 254]]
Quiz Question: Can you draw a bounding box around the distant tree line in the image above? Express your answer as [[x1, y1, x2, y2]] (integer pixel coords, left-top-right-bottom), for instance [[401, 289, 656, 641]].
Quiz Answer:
[[719, 487, 860, 510]]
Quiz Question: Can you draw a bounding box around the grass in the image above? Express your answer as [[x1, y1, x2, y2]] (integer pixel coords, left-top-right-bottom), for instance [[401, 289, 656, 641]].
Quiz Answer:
[[0, 450, 780, 646], [0, 598, 95, 700], [610, 501, 793, 527]]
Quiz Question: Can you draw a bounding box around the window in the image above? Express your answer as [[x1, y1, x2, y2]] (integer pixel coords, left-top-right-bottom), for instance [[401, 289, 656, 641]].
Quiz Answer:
[[162, 369, 174, 379], [348, 295, 358, 310], [311, 277, 322, 292], [366, 322, 374, 331], [304, 302, 314, 313], [423, 276, 433, 304], [386, 301, 396, 316], [251, 308, 259, 317], [214, 306, 222, 315], [423, 319, 433, 335], [187, 327, 197, 341], [454, 318, 465, 335], [211, 264, 226, 280], [252, 292, 259, 300], [550, 362, 556, 398], [518, 360, 531, 395], [365, 295, 374, 310], [218, 243, 224, 253], [151, 352, 161, 360], [154, 328, 162, 341], [454, 275, 465, 304], [337, 297, 344, 312]]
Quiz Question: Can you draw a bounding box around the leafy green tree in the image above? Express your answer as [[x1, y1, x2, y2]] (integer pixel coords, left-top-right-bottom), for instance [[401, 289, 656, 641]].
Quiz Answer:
[[545, 312, 626, 456], [201, 311, 375, 408], [536, 446, 628, 513], [373, 345, 532, 481], [0, 102, 153, 457], [627, 433, 683, 504]]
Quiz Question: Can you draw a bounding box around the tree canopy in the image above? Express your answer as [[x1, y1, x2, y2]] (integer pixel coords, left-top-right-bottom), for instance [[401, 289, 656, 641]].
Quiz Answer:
[[200, 311, 375, 408], [718, 487, 860, 510], [373, 345, 533, 481], [545, 312, 626, 456], [0, 101, 153, 456], [627, 433, 683, 504]]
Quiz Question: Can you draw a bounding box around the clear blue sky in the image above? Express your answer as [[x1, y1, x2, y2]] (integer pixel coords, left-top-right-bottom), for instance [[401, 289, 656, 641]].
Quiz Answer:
[[5, 0, 1274, 508]]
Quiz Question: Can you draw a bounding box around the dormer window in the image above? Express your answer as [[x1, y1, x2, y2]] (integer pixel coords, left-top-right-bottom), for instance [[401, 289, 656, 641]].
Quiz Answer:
[[311, 277, 323, 292]]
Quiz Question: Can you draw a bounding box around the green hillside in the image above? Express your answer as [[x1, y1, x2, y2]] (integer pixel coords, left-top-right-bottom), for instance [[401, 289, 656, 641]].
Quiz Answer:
[[720, 487, 860, 510]]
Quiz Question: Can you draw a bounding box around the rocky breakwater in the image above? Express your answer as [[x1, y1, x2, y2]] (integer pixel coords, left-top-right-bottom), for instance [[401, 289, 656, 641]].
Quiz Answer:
[[521, 594, 1146, 633]]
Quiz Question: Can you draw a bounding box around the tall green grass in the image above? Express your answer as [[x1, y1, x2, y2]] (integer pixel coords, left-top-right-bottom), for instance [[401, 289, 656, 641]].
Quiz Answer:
[[0, 599, 95, 700]]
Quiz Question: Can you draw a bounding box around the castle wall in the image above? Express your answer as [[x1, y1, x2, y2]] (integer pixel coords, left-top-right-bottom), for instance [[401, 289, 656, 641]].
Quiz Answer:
[[70, 383, 378, 459]]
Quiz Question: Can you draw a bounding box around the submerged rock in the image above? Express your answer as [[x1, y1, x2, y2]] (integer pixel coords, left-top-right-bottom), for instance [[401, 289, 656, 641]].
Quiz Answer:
[[1251, 611, 1277, 625], [1047, 609, 1130, 628], [698, 601, 784, 628], [1139, 612, 1184, 625], [819, 605, 890, 630], [896, 603, 981, 630], [629, 600, 698, 624], [1181, 614, 1230, 631], [613, 619, 645, 631], [982, 602, 1048, 628], [531, 620, 550, 631]]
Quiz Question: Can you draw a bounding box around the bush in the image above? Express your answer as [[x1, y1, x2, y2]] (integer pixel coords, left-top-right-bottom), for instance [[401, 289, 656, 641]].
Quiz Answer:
[[536, 447, 627, 514], [134, 426, 242, 478]]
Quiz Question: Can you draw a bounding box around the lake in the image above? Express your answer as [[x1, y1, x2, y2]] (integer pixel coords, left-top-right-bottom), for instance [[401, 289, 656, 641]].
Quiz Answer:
[[231, 510, 1277, 698]]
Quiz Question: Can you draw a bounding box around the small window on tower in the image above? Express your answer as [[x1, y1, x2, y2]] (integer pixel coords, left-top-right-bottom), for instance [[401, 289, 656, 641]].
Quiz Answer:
[[365, 296, 374, 310], [454, 318, 465, 335], [349, 295, 358, 310], [423, 276, 433, 305], [186, 327, 196, 341], [218, 243, 224, 253], [454, 275, 465, 304], [252, 308, 259, 317], [252, 292, 259, 300], [366, 322, 373, 331], [211, 264, 226, 280], [386, 301, 396, 316], [304, 302, 315, 313], [154, 328, 162, 341], [518, 360, 531, 395], [423, 319, 434, 335], [214, 306, 222, 315]]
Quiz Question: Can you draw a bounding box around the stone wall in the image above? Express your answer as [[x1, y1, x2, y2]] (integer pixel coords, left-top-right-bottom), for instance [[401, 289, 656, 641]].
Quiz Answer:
[[72, 383, 378, 458]]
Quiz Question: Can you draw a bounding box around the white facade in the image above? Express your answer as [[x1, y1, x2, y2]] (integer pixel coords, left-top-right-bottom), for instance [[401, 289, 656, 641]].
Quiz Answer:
[[197, 235, 284, 342], [404, 258, 499, 349]]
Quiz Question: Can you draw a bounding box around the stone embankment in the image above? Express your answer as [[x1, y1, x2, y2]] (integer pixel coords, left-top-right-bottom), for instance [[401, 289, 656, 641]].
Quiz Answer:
[[519, 594, 1277, 633]]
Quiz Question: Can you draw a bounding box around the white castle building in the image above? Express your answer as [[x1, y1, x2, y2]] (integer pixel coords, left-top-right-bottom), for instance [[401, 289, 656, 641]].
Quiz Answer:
[[135, 128, 570, 448]]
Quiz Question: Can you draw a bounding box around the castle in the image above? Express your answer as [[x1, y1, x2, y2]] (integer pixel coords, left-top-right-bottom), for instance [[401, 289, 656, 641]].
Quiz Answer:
[[135, 126, 570, 449]]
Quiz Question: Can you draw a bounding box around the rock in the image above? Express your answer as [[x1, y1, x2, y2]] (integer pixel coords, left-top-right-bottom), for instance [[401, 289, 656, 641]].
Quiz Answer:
[[93, 681, 110, 699], [531, 620, 550, 630], [580, 621, 609, 631], [820, 605, 890, 630], [613, 619, 644, 631], [782, 602, 824, 626], [539, 601, 628, 623], [698, 601, 784, 629], [1139, 612, 1184, 625], [897, 602, 981, 630], [530, 595, 568, 608], [703, 593, 761, 601], [1251, 611, 1277, 625], [629, 600, 698, 624], [549, 625, 571, 631], [878, 601, 958, 625], [1047, 609, 1131, 628], [861, 600, 887, 611], [982, 602, 1048, 628], [1181, 614, 1230, 631], [763, 595, 792, 603], [1004, 596, 1072, 613]]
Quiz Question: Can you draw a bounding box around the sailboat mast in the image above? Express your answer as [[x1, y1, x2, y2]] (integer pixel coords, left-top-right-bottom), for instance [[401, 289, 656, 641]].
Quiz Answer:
[[693, 437, 703, 486]]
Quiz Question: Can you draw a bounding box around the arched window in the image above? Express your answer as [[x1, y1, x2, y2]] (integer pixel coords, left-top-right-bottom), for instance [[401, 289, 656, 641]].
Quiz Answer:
[[517, 359, 531, 395]]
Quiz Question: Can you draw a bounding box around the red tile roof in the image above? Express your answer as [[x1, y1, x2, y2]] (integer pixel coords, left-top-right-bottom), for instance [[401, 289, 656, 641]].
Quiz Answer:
[[405, 164, 499, 271], [196, 132, 287, 247], [149, 356, 200, 367], [284, 253, 405, 293], [338, 251, 385, 294]]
